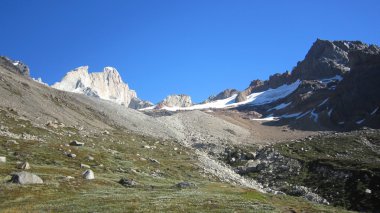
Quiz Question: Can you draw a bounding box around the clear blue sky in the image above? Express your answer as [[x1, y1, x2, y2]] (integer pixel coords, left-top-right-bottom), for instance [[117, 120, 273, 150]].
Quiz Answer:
[[1, 0, 379, 103]]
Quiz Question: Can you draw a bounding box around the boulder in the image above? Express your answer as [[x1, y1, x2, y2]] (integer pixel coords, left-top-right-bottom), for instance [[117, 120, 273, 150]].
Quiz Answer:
[[10, 171, 43, 184], [70, 140, 84, 146], [82, 169, 95, 180], [119, 178, 137, 187], [17, 161, 31, 170], [80, 163, 91, 169], [175, 182, 196, 189], [0, 156, 6, 163], [67, 153, 77, 158]]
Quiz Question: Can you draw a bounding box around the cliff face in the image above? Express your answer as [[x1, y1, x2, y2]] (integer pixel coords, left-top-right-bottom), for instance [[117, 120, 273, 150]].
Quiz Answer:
[[52, 66, 151, 109], [156, 94, 193, 109], [328, 45, 380, 128]]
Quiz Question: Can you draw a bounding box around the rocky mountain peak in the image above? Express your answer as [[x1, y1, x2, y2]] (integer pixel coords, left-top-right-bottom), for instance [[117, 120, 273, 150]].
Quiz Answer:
[[0, 56, 30, 77], [156, 94, 193, 109], [52, 66, 151, 109], [291, 39, 369, 80]]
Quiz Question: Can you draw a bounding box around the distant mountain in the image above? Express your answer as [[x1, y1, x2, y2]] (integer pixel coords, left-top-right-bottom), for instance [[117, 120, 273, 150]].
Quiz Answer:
[[52, 66, 152, 109], [144, 39, 380, 130]]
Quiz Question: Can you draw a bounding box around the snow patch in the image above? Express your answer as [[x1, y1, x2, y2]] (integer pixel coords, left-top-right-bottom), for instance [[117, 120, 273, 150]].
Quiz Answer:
[[320, 75, 343, 84], [32, 77, 49, 86], [328, 108, 333, 117], [318, 98, 329, 107], [149, 80, 301, 111], [356, 119, 365, 125], [268, 102, 292, 111], [371, 107, 379, 115], [281, 112, 302, 118], [296, 110, 311, 120], [251, 116, 279, 121], [310, 109, 319, 122]]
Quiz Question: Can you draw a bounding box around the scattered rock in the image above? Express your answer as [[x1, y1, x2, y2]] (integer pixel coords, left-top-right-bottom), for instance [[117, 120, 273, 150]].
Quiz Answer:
[[6, 140, 18, 145], [149, 158, 160, 164], [365, 189, 372, 194], [64, 176, 75, 181], [82, 169, 95, 180], [119, 178, 137, 187], [102, 130, 110, 135], [175, 182, 196, 189], [67, 153, 77, 158], [70, 140, 84, 146], [46, 121, 58, 128], [80, 163, 91, 169], [87, 156, 95, 161], [0, 156, 6, 163], [17, 161, 31, 170], [10, 171, 43, 184]]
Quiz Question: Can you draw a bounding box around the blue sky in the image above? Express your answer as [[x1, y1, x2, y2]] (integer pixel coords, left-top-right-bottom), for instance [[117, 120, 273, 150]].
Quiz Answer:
[[1, 0, 379, 103]]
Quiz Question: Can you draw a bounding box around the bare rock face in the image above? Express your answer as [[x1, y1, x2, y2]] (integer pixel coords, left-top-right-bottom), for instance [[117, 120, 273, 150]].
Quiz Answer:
[[291, 39, 368, 81], [128, 97, 154, 109], [329, 45, 380, 128], [0, 56, 30, 77], [204, 89, 239, 103], [157, 94, 192, 108], [235, 92, 247, 103], [82, 169, 95, 180], [52, 66, 147, 109]]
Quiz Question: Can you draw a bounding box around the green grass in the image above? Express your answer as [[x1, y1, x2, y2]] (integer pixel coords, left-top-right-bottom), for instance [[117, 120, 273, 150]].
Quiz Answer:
[[0, 108, 351, 212]]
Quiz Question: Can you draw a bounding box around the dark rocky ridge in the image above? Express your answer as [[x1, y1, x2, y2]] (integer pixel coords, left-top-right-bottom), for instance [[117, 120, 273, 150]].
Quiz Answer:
[[234, 39, 380, 130], [0, 56, 30, 77], [235, 39, 371, 103]]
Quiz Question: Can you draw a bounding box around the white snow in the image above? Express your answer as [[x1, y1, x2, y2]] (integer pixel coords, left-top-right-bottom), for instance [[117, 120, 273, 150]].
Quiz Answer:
[[320, 75, 343, 84], [281, 112, 302, 118], [296, 110, 311, 120], [318, 98, 329, 107], [371, 107, 379, 115], [147, 80, 301, 111], [356, 119, 365, 125], [251, 116, 279, 121], [310, 109, 319, 122], [268, 102, 292, 111], [32, 77, 48, 86], [12, 61, 20, 66], [338, 121, 345, 125], [328, 108, 333, 117]]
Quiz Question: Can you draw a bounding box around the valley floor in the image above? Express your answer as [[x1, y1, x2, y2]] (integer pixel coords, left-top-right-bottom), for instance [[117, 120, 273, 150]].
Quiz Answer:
[[0, 108, 351, 212]]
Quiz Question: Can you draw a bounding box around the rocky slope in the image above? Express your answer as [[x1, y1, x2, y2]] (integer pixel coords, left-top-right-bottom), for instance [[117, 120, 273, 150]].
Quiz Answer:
[[52, 66, 152, 109]]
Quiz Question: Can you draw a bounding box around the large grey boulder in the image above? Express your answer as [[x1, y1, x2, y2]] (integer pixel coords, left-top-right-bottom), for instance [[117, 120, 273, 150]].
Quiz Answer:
[[10, 171, 43, 184], [0, 156, 6, 163], [82, 169, 95, 180]]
